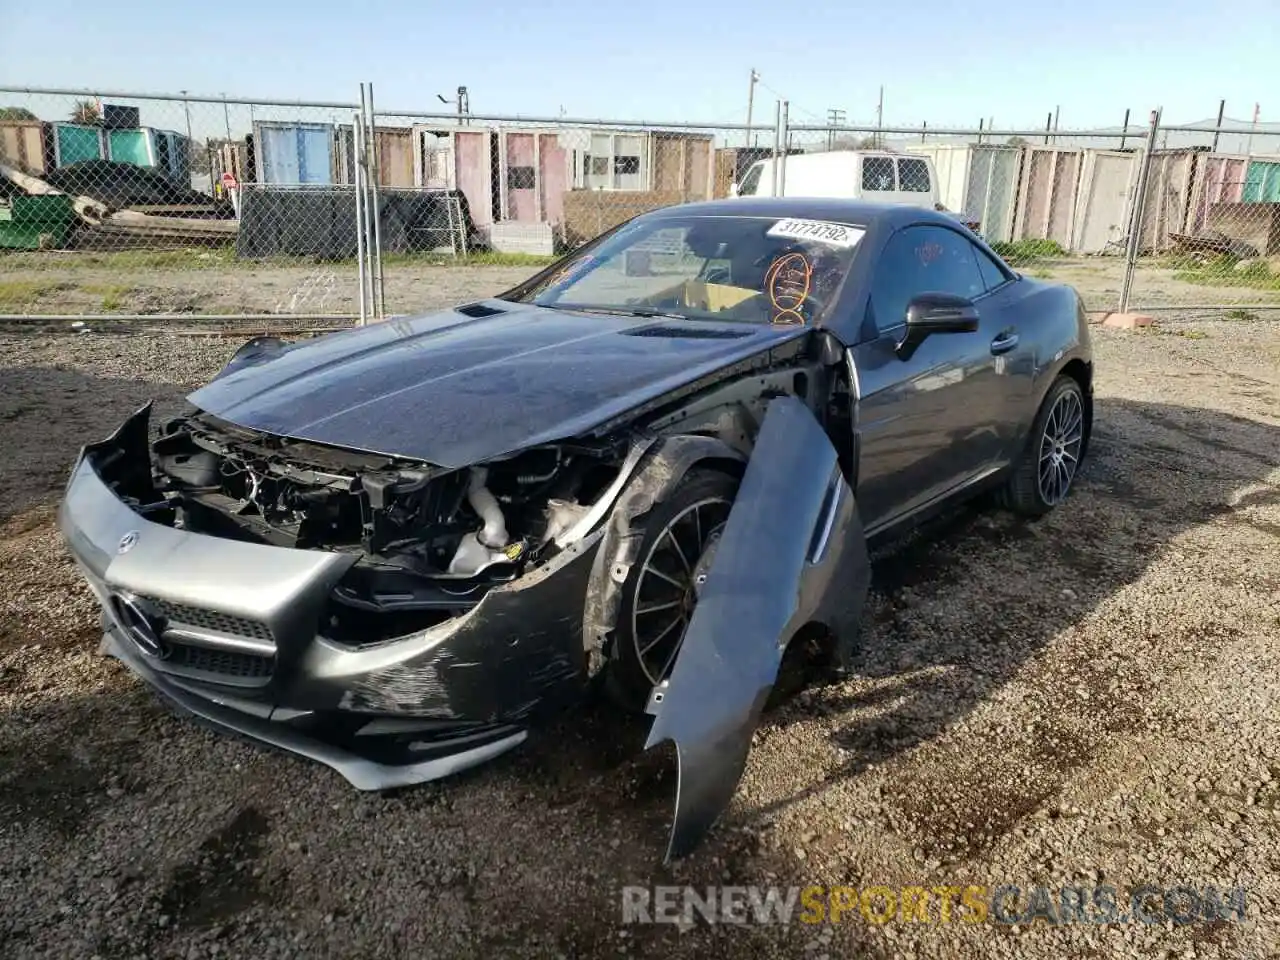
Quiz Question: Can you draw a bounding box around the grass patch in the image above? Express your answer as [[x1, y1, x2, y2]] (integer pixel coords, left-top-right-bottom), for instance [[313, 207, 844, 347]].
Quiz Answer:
[[0, 280, 58, 307], [96, 284, 131, 310], [1157, 253, 1280, 292], [4, 247, 557, 272], [1171, 264, 1280, 291], [990, 238, 1068, 266], [1225, 308, 1259, 321], [381, 250, 557, 268]]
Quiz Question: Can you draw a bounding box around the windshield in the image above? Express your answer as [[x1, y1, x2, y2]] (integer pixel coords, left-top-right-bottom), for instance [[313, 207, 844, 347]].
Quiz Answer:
[[512, 214, 866, 326]]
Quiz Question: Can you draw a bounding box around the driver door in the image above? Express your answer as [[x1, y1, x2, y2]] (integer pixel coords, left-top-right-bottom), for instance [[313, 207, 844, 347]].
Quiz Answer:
[[850, 224, 1009, 534]]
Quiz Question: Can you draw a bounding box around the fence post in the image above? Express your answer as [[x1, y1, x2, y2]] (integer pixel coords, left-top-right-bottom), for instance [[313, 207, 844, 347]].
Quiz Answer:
[[366, 82, 386, 320], [779, 100, 790, 194], [1119, 108, 1162, 314], [354, 109, 369, 326], [771, 100, 782, 196]]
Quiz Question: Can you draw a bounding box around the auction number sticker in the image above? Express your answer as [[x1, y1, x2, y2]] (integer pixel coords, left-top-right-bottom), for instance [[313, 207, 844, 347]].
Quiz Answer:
[[766, 218, 865, 249]]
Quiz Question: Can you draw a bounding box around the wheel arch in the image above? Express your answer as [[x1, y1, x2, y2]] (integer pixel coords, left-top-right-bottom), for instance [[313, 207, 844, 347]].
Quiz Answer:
[[1055, 356, 1094, 459], [581, 435, 747, 676]]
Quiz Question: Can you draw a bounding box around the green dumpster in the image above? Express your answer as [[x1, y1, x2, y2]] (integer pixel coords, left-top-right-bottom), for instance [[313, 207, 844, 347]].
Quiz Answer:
[[0, 195, 78, 250]]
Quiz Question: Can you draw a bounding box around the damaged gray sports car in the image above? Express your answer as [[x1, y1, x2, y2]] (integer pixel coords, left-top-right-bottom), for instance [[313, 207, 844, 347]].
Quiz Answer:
[[59, 198, 1093, 861]]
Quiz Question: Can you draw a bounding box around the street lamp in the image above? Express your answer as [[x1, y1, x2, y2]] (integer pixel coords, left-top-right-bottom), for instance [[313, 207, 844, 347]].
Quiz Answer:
[[437, 86, 470, 124]]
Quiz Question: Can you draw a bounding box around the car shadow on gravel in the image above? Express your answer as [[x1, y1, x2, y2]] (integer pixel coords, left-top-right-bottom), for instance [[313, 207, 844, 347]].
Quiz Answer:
[[729, 395, 1280, 860]]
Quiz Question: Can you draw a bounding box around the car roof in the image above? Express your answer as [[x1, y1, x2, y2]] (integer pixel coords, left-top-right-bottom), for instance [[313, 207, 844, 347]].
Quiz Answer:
[[640, 197, 955, 230]]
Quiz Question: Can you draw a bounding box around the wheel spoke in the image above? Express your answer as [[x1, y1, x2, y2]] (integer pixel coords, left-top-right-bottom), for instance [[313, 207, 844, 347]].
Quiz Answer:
[[631, 496, 732, 688], [654, 617, 688, 681], [642, 564, 684, 589], [639, 613, 685, 658], [664, 527, 691, 575], [637, 599, 683, 616]]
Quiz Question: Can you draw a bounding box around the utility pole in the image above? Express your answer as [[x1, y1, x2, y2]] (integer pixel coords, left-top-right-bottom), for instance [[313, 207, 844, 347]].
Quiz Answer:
[[1246, 103, 1260, 155], [826, 107, 846, 150], [1120, 107, 1131, 150], [746, 69, 759, 148], [1211, 99, 1225, 153], [875, 85, 884, 148]]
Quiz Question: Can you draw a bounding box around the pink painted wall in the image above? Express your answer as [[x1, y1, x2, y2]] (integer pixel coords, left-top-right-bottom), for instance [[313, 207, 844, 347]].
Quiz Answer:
[[454, 131, 491, 227], [505, 132, 536, 222], [538, 133, 568, 225], [1193, 156, 1247, 232]]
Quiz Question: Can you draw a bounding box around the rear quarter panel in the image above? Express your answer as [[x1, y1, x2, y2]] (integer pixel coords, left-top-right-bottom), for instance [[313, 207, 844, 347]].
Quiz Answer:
[[1004, 276, 1094, 449]]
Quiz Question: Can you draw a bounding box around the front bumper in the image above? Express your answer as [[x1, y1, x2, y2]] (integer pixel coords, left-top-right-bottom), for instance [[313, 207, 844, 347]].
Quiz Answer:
[[58, 407, 598, 789]]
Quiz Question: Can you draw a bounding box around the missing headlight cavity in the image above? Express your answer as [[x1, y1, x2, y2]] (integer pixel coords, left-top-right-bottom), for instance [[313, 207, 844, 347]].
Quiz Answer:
[[151, 413, 628, 643]]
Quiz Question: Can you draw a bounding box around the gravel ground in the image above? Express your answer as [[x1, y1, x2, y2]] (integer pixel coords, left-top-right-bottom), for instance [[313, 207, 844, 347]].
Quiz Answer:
[[1, 315, 1278, 959]]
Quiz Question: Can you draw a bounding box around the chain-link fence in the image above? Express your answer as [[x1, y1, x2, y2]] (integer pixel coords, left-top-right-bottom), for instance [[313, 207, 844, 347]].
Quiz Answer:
[[2, 84, 1279, 325], [1120, 118, 1280, 318]]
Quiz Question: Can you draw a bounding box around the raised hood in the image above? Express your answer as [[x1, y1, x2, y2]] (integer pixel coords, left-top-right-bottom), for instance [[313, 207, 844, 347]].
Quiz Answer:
[[187, 302, 806, 468]]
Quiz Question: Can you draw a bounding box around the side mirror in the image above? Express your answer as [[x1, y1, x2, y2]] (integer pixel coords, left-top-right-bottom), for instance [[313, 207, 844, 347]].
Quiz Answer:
[[896, 293, 979, 360]]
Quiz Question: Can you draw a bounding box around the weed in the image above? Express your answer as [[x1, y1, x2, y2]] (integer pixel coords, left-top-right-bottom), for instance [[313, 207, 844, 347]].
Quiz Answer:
[[0, 280, 57, 306], [991, 239, 1068, 265]]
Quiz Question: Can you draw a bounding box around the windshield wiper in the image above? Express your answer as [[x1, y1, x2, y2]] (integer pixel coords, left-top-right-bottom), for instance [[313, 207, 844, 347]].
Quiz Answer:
[[568, 305, 687, 321]]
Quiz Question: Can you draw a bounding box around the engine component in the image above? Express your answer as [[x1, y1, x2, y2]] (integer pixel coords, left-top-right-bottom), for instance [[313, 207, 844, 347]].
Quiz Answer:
[[467, 467, 508, 548], [447, 467, 516, 576]]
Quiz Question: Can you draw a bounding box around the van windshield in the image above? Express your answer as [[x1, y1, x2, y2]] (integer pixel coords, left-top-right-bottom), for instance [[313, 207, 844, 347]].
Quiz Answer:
[[511, 214, 866, 326]]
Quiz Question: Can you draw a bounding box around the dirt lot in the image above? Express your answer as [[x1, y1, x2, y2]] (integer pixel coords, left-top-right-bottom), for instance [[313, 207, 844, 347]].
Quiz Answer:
[[1, 249, 1279, 321], [1, 313, 1278, 959]]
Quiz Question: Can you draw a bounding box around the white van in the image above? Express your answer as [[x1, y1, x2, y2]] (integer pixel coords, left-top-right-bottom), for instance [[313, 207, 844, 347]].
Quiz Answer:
[[732, 150, 941, 209]]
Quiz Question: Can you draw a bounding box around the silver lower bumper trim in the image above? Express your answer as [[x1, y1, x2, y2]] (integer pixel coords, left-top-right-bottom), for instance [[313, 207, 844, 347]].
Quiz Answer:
[[102, 626, 527, 790]]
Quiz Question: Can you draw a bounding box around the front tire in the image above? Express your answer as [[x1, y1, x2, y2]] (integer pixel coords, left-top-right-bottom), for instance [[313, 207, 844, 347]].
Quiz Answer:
[[604, 469, 738, 713], [1000, 375, 1086, 516]]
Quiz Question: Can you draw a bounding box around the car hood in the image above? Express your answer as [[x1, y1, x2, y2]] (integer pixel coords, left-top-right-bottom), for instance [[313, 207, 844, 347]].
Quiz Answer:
[[188, 302, 806, 468]]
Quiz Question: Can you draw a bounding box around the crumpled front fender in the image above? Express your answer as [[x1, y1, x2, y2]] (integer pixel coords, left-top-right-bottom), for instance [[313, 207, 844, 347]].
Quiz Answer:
[[642, 394, 869, 862]]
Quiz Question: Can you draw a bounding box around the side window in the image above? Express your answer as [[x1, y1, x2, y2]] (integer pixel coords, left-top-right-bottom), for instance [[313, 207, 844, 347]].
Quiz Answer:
[[861, 156, 896, 192], [738, 162, 764, 196], [869, 226, 987, 332], [897, 158, 931, 193], [974, 244, 1011, 291]]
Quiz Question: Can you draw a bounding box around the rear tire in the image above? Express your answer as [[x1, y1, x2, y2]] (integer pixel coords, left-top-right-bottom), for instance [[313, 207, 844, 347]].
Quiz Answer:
[[603, 469, 739, 713], [1000, 375, 1086, 517]]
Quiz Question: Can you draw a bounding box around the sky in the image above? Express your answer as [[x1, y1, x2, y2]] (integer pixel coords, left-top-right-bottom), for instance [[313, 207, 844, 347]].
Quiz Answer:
[[0, 0, 1275, 132]]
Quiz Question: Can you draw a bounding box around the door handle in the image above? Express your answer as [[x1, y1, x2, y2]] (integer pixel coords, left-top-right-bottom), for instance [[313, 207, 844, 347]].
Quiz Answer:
[[990, 331, 1019, 355]]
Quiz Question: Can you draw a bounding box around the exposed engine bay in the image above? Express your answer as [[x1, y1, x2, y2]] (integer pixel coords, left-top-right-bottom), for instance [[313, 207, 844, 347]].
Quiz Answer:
[[149, 412, 627, 642]]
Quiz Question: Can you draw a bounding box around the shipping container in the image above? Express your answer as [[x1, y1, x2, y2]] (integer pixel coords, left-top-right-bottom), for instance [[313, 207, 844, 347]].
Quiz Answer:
[[1012, 146, 1083, 249], [904, 143, 1021, 243], [1189, 154, 1249, 232], [0, 120, 49, 174], [52, 122, 105, 166], [1242, 159, 1280, 203], [1134, 148, 1205, 252], [1069, 150, 1139, 254], [253, 121, 339, 185], [105, 127, 192, 183]]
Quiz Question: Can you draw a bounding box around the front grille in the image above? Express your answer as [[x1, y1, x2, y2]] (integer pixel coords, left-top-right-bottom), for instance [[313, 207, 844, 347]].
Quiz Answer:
[[166, 644, 275, 682], [142, 596, 273, 642]]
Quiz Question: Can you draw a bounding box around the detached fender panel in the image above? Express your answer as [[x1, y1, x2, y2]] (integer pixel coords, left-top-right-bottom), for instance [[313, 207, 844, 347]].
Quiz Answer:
[[643, 394, 868, 862]]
